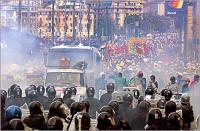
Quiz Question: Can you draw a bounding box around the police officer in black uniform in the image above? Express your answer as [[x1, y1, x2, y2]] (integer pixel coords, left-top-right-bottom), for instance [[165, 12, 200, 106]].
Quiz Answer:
[[145, 108, 163, 130], [100, 83, 114, 108], [74, 112, 91, 130], [36, 85, 48, 110], [145, 87, 155, 99], [118, 93, 136, 129], [164, 89, 173, 101], [134, 100, 151, 130], [6, 86, 25, 108], [63, 87, 75, 108], [161, 100, 177, 129], [46, 85, 56, 109], [181, 93, 194, 130], [84, 87, 100, 119], [97, 112, 115, 130], [166, 112, 182, 130], [7, 84, 19, 98]]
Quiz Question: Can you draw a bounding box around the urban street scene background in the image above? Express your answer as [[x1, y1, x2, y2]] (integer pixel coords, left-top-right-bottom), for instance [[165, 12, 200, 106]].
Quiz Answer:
[[0, 0, 200, 130]]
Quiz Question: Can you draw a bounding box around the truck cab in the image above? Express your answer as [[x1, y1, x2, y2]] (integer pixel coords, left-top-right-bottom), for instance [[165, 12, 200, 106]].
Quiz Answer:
[[45, 68, 86, 98]]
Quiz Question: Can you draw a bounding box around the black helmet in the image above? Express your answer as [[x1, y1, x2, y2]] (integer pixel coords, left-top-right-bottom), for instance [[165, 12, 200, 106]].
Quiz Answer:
[[160, 89, 167, 96], [138, 100, 151, 113], [164, 89, 173, 101], [106, 83, 115, 93], [8, 119, 24, 130], [100, 106, 115, 117], [97, 112, 115, 130], [8, 84, 19, 97], [37, 85, 45, 96], [181, 93, 190, 105], [48, 101, 67, 120], [165, 101, 176, 116], [157, 99, 166, 109], [86, 87, 95, 97], [75, 112, 91, 130], [46, 85, 54, 94], [70, 102, 84, 115], [25, 86, 33, 97], [63, 87, 72, 98], [1, 90, 7, 99], [47, 87, 56, 99], [29, 85, 37, 90], [167, 112, 181, 130], [145, 87, 154, 96], [81, 100, 90, 113], [146, 108, 162, 125], [137, 95, 145, 105], [47, 116, 63, 130], [133, 89, 140, 99], [6, 105, 22, 121], [108, 101, 119, 113], [28, 90, 37, 100], [70, 86, 77, 95], [123, 93, 133, 104], [53, 98, 64, 104], [13, 87, 22, 98], [28, 101, 43, 116], [170, 76, 176, 84]]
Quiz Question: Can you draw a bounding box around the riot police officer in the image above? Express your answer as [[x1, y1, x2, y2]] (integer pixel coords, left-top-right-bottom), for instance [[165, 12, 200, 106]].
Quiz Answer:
[[5, 105, 22, 121], [157, 99, 166, 109], [145, 108, 163, 130], [36, 85, 48, 109], [23, 101, 46, 130], [74, 112, 91, 130], [181, 93, 194, 130], [145, 87, 155, 99], [97, 112, 115, 130], [47, 116, 63, 130], [46, 86, 56, 109], [132, 89, 140, 99], [100, 83, 114, 108], [1, 90, 7, 99], [119, 93, 136, 129], [134, 100, 151, 130], [7, 84, 19, 98], [161, 101, 177, 129], [5, 87, 25, 108], [84, 87, 100, 119], [63, 87, 75, 108], [166, 112, 182, 130], [164, 89, 173, 101]]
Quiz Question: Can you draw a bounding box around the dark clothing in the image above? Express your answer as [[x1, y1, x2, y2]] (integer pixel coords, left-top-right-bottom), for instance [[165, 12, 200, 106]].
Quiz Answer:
[[5, 97, 26, 108], [182, 105, 194, 130], [134, 109, 148, 130], [36, 95, 49, 110], [63, 98, 75, 108], [23, 115, 46, 130], [84, 97, 100, 119], [100, 93, 112, 108], [118, 103, 136, 129]]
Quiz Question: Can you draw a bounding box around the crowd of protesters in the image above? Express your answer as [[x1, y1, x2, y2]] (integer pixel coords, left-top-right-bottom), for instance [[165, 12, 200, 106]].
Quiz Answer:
[[1, 72, 199, 130]]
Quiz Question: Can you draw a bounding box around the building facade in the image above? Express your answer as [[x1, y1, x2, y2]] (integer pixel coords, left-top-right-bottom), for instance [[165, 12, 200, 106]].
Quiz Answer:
[[88, 0, 144, 36], [37, 1, 94, 40]]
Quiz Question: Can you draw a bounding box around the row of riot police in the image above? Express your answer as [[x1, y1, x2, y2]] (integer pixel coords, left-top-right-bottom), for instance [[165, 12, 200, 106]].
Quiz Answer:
[[1, 82, 199, 130]]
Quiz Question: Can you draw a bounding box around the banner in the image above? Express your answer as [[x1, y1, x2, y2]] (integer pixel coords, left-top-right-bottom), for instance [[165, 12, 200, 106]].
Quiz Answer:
[[128, 37, 145, 55]]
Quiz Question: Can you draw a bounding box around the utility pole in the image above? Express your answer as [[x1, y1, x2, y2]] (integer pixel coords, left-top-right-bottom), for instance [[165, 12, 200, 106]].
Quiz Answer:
[[72, 0, 76, 39], [18, 0, 22, 31], [51, 0, 55, 45], [79, 0, 83, 44]]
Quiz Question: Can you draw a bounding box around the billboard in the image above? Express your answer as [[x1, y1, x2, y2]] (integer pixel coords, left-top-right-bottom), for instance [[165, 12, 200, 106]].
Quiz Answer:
[[165, 0, 188, 16]]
